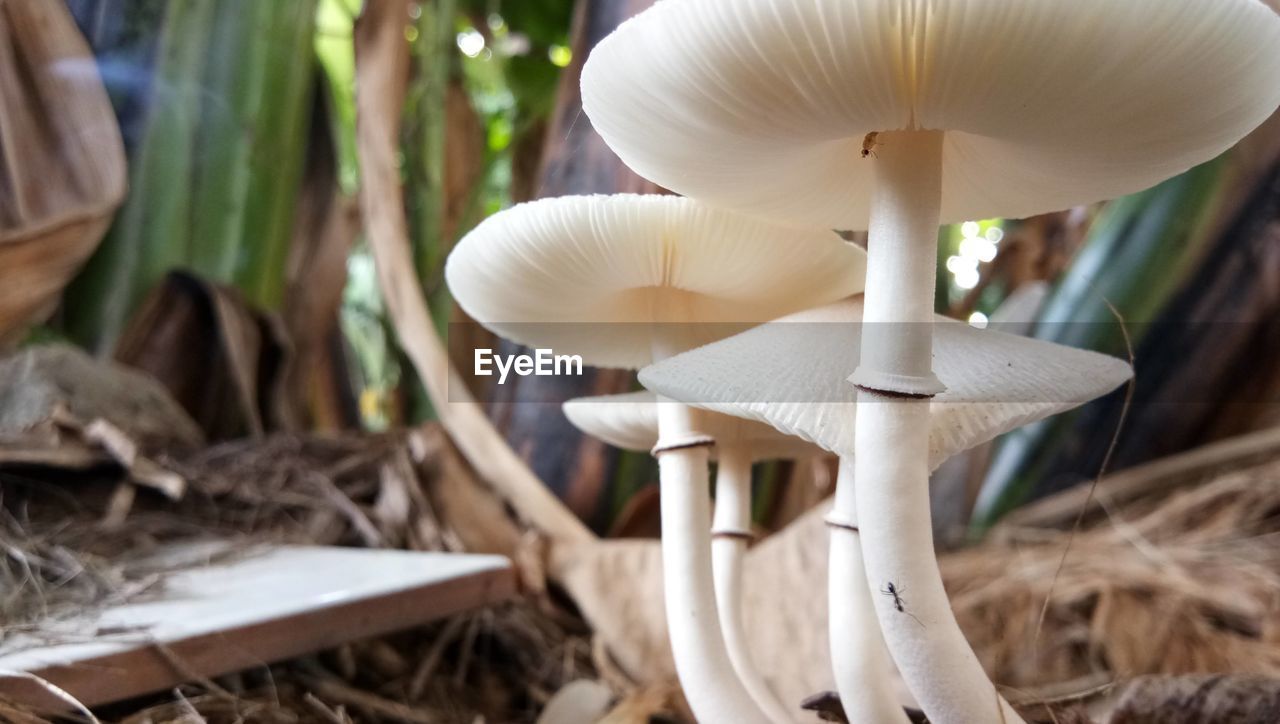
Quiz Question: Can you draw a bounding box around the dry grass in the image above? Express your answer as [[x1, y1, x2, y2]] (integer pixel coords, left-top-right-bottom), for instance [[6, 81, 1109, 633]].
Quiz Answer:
[[7, 431, 1280, 721], [0, 430, 603, 724], [951, 462, 1280, 695]]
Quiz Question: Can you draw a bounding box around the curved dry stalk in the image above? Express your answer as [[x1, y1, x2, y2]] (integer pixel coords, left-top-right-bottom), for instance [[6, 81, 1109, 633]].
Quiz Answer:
[[1032, 300, 1136, 653], [352, 0, 593, 546]]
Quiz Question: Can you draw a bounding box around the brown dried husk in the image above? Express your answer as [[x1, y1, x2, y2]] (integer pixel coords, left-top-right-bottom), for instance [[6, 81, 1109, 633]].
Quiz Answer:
[[0, 0, 126, 346]]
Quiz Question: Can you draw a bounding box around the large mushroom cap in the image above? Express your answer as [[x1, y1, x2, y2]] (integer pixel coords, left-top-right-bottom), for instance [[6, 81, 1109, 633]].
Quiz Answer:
[[446, 194, 867, 369], [583, 0, 1280, 229], [638, 297, 1132, 469], [563, 391, 825, 461]]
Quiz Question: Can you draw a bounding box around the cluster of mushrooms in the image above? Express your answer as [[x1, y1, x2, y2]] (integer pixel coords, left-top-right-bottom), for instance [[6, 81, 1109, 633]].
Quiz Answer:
[[447, 0, 1280, 721]]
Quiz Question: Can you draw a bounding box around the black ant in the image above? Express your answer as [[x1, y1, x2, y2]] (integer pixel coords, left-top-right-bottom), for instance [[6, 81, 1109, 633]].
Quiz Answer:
[[861, 131, 881, 159], [881, 581, 924, 628]]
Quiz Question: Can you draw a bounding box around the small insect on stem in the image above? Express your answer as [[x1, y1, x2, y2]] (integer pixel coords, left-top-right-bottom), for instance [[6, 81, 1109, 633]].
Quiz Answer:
[[881, 581, 924, 628], [861, 131, 881, 159]]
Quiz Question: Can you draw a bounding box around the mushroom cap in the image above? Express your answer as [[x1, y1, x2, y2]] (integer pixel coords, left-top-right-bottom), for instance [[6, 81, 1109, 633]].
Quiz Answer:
[[563, 390, 825, 462], [446, 194, 867, 369], [637, 297, 1132, 470], [582, 0, 1280, 229]]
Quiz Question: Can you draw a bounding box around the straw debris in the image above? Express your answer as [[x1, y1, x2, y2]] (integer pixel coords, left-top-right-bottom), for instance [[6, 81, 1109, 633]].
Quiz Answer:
[[958, 462, 1280, 691], [0, 427, 605, 723]]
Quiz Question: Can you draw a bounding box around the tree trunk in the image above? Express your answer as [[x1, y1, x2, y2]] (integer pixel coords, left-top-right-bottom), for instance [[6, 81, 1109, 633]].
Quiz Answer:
[[486, 0, 662, 530]]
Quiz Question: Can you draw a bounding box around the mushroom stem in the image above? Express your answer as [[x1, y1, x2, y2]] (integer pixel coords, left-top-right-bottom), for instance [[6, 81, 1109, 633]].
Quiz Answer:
[[657, 401, 771, 724], [850, 131, 1024, 724], [828, 459, 912, 724], [712, 447, 793, 723]]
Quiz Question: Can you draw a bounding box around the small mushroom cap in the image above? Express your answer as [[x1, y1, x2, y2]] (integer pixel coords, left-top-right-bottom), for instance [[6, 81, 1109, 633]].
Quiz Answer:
[[583, 0, 1280, 229], [637, 297, 1133, 470], [446, 194, 867, 368], [563, 391, 825, 462]]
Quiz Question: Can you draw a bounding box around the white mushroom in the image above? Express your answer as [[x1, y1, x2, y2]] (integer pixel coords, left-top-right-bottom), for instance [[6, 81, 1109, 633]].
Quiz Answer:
[[447, 194, 866, 724], [563, 391, 822, 463], [564, 391, 825, 722], [638, 296, 1133, 723], [585, 3, 1280, 721], [583, 0, 1280, 231]]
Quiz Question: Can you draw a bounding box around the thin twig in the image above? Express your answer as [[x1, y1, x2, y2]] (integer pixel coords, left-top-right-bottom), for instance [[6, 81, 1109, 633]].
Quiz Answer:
[[302, 693, 351, 724], [1033, 299, 1136, 652], [307, 677, 438, 724], [408, 616, 467, 701], [150, 639, 240, 703]]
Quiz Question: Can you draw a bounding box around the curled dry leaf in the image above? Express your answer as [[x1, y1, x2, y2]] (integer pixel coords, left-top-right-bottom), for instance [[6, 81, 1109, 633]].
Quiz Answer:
[[0, 344, 197, 501], [116, 272, 295, 441], [0, 344, 203, 454], [0, 0, 127, 346]]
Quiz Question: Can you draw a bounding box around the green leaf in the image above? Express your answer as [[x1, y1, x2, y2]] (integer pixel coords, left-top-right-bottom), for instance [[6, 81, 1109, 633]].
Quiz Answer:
[[234, 0, 319, 309], [969, 157, 1226, 530], [187, 0, 274, 282], [63, 0, 216, 354]]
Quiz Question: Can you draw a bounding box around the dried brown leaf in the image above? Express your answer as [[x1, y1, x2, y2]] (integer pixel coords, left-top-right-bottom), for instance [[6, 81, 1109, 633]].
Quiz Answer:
[[0, 0, 126, 345]]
